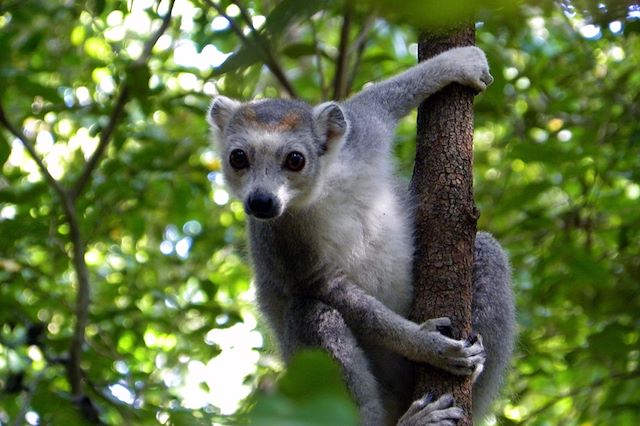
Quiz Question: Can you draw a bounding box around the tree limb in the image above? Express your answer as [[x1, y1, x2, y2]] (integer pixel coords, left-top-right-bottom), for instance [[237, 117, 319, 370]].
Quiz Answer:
[[69, 86, 129, 200], [309, 15, 328, 101], [67, 0, 176, 400], [1, 0, 176, 414], [231, 0, 298, 97], [520, 370, 640, 423], [137, 0, 176, 66], [410, 26, 477, 426], [0, 102, 67, 200], [202, 0, 298, 98], [70, 0, 176, 199], [345, 14, 376, 96], [332, 1, 353, 100]]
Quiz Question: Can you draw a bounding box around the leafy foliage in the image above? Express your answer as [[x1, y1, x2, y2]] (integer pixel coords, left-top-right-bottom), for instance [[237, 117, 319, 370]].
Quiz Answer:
[[245, 351, 359, 426], [0, 0, 639, 425]]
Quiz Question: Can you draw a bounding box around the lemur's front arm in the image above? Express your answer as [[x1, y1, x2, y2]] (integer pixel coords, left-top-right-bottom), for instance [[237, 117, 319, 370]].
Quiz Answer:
[[346, 46, 493, 121], [315, 273, 485, 377]]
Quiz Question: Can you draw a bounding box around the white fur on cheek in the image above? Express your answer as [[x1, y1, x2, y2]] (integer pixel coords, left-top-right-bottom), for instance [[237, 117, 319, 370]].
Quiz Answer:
[[277, 185, 293, 210]]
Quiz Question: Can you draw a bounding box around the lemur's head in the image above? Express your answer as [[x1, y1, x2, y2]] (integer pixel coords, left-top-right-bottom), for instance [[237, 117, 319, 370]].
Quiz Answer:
[[207, 96, 348, 220]]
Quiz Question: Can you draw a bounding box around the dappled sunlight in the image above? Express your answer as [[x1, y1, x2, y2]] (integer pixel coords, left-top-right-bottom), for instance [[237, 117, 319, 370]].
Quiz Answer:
[[2, 0, 640, 424]]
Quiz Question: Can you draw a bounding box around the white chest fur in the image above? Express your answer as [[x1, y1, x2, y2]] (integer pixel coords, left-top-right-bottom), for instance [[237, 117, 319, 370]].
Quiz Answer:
[[313, 173, 414, 315]]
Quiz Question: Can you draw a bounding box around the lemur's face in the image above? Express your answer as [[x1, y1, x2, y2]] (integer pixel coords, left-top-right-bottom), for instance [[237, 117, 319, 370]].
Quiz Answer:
[[221, 118, 323, 220], [208, 98, 346, 220]]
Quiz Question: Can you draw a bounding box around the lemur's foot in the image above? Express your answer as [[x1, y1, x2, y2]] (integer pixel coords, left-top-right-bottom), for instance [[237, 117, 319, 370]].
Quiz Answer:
[[398, 393, 464, 426], [416, 318, 486, 377]]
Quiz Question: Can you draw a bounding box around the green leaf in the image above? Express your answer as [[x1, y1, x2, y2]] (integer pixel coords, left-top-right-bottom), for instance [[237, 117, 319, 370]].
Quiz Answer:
[[282, 43, 326, 59], [127, 62, 151, 101], [247, 351, 358, 426], [31, 385, 93, 425], [508, 141, 573, 164], [263, 0, 326, 40], [213, 47, 263, 76]]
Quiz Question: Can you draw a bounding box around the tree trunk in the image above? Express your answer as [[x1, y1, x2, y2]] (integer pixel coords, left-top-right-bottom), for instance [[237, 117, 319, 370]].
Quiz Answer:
[[409, 25, 478, 426]]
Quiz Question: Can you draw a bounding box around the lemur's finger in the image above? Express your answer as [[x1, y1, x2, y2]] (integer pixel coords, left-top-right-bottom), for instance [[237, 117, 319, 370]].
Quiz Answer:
[[424, 393, 454, 411], [403, 392, 436, 417], [399, 393, 462, 426], [451, 353, 486, 370], [438, 335, 467, 354], [423, 407, 464, 423], [471, 360, 485, 383], [427, 421, 456, 426], [482, 71, 494, 86], [462, 334, 484, 356]]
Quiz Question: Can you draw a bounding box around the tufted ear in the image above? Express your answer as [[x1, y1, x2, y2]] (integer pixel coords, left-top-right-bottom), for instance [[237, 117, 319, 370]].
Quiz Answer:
[[312, 102, 348, 152], [207, 96, 242, 131]]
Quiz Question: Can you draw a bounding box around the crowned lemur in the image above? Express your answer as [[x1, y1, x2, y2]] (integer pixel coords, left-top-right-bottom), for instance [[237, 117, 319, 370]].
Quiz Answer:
[[207, 46, 515, 425]]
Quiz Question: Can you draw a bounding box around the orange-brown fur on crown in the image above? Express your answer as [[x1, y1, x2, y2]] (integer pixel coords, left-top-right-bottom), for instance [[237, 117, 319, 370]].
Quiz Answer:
[[240, 106, 302, 132]]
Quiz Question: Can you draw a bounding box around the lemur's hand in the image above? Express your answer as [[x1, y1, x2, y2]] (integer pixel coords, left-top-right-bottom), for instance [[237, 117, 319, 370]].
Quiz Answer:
[[439, 46, 493, 92], [414, 317, 486, 379]]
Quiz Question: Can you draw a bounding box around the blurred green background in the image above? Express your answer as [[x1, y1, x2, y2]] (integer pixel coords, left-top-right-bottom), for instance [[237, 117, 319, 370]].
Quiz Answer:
[[1, 0, 639, 424]]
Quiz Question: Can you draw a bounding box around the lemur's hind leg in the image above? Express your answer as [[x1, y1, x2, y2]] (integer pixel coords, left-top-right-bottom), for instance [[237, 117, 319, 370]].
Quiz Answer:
[[285, 298, 386, 425]]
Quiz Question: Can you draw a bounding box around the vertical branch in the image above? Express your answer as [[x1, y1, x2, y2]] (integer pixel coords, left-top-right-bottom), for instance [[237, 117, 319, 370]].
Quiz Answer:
[[409, 25, 477, 426], [70, 86, 130, 199], [332, 1, 353, 100], [0, 102, 91, 401], [72, 0, 175, 199], [345, 14, 376, 96], [63, 197, 91, 398], [309, 15, 328, 101]]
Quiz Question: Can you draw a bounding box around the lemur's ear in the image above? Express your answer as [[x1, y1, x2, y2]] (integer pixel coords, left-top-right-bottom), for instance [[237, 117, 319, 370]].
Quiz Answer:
[[312, 102, 348, 151], [207, 96, 241, 131]]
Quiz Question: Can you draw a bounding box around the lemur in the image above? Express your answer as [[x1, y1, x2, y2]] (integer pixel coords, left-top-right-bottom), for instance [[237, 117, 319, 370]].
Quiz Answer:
[[207, 46, 515, 425]]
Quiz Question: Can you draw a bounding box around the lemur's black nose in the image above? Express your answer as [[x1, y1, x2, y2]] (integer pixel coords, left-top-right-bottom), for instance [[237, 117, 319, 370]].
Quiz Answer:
[[246, 191, 280, 219]]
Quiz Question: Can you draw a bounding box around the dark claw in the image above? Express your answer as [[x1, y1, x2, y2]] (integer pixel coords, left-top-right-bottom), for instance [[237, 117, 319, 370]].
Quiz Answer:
[[436, 324, 453, 338], [423, 392, 436, 405], [465, 333, 478, 347]]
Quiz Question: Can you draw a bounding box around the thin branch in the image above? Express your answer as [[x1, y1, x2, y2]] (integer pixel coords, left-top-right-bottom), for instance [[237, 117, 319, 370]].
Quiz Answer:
[[346, 14, 376, 96], [69, 86, 129, 200], [231, 0, 257, 35], [201, 0, 298, 98], [0, 102, 67, 200], [70, 0, 176, 199], [520, 370, 640, 424], [137, 0, 176, 65], [202, 0, 249, 42], [332, 1, 353, 100], [66, 0, 176, 399], [64, 199, 90, 398], [230, 0, 298, 98], [309, 15, 328, 101]]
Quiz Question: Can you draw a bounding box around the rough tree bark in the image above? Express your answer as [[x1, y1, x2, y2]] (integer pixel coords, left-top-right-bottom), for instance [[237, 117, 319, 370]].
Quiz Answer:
[[409, 25, 478, 426]]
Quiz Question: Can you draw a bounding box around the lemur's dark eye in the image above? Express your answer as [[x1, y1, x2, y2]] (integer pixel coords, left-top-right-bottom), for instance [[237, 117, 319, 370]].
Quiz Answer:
[[284, 151, 305, 172], [229, 149, 249, 170]]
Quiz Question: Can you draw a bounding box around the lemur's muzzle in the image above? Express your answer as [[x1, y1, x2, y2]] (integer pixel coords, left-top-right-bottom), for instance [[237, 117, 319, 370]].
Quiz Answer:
[[245, 190, 280, 219]]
